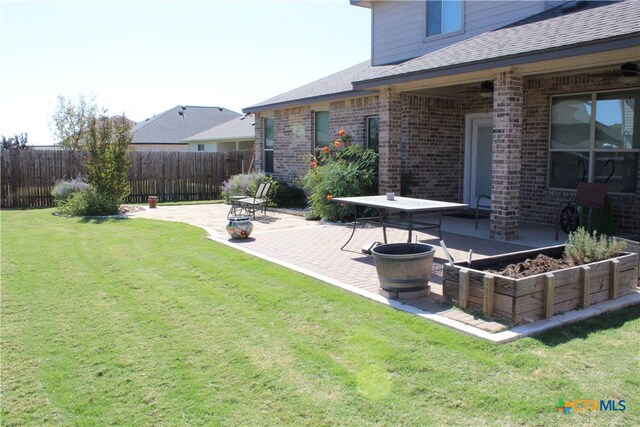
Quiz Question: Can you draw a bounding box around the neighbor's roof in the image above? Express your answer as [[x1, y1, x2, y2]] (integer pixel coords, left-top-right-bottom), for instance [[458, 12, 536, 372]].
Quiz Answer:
[[131, 106, 240, 144], [243, 61, 394, 113], [354, 0, 640, 88], [183, 115, 255, 142]]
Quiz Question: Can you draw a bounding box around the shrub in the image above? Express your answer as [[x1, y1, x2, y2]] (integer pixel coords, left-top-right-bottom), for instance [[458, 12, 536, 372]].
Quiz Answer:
[[84, 116, 131, 209], [57, 187, 119, 216], [565, 227, 627, 264], [222, 172, 268, 202], [302, 130, 378, 222], [51, 178, 90, 205], [271, 180, 306, 208]]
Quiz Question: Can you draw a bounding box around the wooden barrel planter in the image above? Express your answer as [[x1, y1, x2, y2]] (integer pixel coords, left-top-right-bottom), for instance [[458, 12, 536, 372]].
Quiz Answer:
[[443, 244, 638, 324], [371, 243, 435, 299]]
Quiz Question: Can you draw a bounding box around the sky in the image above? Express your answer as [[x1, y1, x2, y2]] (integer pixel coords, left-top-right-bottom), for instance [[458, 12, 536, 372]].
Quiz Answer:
[[0, 0, 372, 145]]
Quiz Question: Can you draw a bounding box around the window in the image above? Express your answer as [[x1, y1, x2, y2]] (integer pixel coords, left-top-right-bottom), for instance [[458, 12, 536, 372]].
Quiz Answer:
[[549, 90, 639, 193], [264, 117, 274, 173], [426, 0, 462, 37], [197, 144, 205, 152], [366, 116, 379, 152], [314, 111, 330, 149]]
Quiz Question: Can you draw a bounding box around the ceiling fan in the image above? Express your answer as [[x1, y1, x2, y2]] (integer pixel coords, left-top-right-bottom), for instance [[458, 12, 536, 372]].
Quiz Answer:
[[456, 80, 494, 98], [588, 62, 640, 83]]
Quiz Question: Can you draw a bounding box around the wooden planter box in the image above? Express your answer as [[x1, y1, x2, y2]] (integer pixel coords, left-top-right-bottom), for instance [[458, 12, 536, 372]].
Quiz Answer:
[[443, 245, 638, 324]]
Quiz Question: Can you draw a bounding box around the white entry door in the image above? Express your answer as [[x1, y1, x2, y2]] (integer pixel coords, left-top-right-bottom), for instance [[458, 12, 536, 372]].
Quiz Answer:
[[464, 114, 493, 209]]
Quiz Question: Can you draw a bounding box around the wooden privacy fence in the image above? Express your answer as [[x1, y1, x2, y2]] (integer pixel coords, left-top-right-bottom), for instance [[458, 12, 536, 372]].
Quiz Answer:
[[1, 149, 254, 208]]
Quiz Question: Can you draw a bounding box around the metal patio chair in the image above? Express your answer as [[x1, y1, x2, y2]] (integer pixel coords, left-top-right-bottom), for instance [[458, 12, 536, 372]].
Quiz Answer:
[[227, 181, 273, 219]]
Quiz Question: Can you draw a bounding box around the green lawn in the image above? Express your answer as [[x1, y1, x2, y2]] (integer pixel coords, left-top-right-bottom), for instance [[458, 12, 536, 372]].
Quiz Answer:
[[1, 209, 638, 426]]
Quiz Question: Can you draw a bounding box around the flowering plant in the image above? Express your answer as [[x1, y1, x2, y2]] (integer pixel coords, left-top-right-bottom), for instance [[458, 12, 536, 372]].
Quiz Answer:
[[302, 130, 378, 221]]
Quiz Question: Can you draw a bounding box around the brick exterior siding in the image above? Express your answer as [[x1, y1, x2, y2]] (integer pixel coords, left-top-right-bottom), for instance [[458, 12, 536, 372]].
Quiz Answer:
[[401, 94, 463, 202], [256, 71, 639, 236]]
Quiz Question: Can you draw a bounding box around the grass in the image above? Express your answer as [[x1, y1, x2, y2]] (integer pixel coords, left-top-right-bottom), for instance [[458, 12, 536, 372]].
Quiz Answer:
[[1, 209, 638, 426]]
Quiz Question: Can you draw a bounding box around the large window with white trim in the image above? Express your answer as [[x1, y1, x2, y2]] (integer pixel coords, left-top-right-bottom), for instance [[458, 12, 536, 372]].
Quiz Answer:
[[426, 0, 463, 38], [549, 90, 639, 193], [263, 117, 274, 173]]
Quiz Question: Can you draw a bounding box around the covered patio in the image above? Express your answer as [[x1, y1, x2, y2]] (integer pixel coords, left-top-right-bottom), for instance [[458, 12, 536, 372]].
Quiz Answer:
[[126, 203, 639, 342]]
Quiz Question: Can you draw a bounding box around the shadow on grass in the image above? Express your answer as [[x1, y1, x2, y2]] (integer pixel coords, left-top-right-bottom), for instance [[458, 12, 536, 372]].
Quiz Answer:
[[78, 216, 129, 225], [533, 304, 640, 347]]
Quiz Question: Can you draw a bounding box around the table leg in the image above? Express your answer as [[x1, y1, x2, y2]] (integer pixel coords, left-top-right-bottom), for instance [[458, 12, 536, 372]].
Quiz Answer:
[[340, 205, 358, 251], [378, 208, 388, 244], [407, 213, 413, 243]]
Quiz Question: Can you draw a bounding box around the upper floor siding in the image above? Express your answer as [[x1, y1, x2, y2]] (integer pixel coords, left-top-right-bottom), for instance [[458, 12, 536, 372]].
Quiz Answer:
[[371, 0, 571, 66]]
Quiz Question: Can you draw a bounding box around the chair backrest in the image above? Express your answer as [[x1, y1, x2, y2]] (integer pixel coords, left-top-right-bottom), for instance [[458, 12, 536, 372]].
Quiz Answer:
[[575, 182, 607, 208], [255, 181, 272, 199]]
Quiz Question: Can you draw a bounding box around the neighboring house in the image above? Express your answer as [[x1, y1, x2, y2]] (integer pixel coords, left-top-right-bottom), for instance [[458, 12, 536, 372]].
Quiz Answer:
[[244, 0, 640, 240], [130, 105, 240, 151], [183, 115, 255, 152]]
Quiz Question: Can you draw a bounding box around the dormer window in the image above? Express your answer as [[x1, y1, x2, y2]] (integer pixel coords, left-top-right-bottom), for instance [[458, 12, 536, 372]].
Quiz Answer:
[[426, 0, 463, 37]]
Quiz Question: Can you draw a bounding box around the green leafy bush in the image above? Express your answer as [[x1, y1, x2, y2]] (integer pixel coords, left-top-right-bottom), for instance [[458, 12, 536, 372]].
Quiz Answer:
[[51, 178, 90, 205], [57, 187, 118, 216], [565, 227, 627, 264], [271, 180, 306, 208], [302, 130, 378, 222]]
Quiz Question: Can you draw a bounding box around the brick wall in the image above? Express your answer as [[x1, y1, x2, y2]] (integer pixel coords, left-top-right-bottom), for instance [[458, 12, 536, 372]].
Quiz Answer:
[[401, 94, 463, 202], [261, 96, 382, 185], [329, 96, 380, 147], [379, 88, 402, 193], [521, 72, 640, 233]]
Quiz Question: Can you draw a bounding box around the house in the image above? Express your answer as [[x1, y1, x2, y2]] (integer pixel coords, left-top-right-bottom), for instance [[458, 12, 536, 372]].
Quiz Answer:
[[130, 105, 240, 151], [183, 115, 255, 152], [244, 0, 640, 240]]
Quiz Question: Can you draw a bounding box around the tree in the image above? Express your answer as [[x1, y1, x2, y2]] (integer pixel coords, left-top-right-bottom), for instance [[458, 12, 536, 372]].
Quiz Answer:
[[50, 94, 103, 150], [84, 115, 132, 211], [1, 133, 29, 150]]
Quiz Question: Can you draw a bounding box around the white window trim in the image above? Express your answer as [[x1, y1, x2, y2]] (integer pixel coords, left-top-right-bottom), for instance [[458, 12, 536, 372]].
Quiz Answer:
[[548, 88, 639, 195]]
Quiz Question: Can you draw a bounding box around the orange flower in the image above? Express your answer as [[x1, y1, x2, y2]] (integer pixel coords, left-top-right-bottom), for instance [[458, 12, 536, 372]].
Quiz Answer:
[[309, 161, 317, 169], [323, 146, 330, 153], [338, 130, 346, 136], [326, 194, 333, 201], [334, 141, 342, 149]]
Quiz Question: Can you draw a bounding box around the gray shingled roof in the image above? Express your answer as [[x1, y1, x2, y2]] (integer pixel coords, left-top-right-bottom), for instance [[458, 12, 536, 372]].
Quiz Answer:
[[244, 0, 639, 112], [183, 116, 255, 142], [355, 0, 640, 86], [243, 61, 394, 112], [131, 106, 241, 144]]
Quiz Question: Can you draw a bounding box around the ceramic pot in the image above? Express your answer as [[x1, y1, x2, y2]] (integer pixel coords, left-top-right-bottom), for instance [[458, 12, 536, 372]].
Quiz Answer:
[[226, 216, 253, 239]]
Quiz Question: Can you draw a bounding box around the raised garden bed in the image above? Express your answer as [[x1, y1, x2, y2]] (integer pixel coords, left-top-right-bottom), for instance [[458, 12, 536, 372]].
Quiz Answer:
[[443, 244, 638, 324]]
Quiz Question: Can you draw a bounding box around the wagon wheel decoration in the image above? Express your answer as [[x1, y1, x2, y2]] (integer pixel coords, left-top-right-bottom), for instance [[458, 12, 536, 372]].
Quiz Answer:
[[560, 204, 579, 234]]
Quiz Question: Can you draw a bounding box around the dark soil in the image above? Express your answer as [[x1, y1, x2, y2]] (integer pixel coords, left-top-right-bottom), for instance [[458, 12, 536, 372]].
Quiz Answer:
[[486, 254, 577, 279]]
